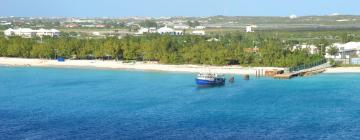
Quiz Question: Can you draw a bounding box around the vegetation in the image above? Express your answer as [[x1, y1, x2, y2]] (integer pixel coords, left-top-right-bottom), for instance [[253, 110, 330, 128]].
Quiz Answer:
[[0, 31, 328, 67], [327, 45, 339, 58], [186, 21, 200, 28], [139, 20, 158, 28]]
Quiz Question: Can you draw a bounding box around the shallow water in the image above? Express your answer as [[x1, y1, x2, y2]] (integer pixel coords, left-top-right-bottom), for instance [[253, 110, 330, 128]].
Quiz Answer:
[[0, 66, 360, 140]]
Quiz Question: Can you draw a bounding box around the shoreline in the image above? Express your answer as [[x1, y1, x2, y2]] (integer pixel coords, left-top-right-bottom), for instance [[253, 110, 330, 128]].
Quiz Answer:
[[0, 57, 359, 74]]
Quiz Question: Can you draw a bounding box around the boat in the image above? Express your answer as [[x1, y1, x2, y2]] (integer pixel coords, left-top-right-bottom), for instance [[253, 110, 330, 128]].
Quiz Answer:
[[195, 73, 226, 87]]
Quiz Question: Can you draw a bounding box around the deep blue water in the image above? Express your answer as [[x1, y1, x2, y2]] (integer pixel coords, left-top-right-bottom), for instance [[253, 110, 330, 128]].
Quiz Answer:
[[0, 66, 360, 140]]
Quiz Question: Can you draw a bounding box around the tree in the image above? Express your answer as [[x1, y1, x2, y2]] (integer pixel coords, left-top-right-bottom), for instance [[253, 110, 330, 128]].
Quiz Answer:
[[327, 46, 339, 58], [140, 20, 158, 28], [30, 44, 53, 59]]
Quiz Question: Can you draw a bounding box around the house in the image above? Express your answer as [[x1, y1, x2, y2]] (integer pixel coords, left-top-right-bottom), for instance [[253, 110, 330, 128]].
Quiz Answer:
[[36, 28, 60, 37], [149, 27, 157, 33], [4, 28, 15, 36], [135, 27, 157, 35], [194, 26, 206, 30], [4, 28, 60, 38], [325, 42, 360, 59], [65, 23, 79, 28], [0, 21, 11, 26], [246, 25, 255, 32], [207, 38, 219, 42], [95, 24, 106, 28], [174, 25, 190, 30], [192, 30, 205, 35], [135, 28, 149, 35], [292, 44, 318, 54], [157, 26, 183, 35]]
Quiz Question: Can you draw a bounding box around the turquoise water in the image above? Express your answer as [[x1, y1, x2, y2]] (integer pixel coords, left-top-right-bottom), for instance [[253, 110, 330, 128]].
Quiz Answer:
[[1, 66, 360, 140]]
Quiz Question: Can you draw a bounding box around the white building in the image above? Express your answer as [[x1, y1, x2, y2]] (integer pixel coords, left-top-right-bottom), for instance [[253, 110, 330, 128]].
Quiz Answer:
[[36, 28, 61, 37], [207, 38, 219, 42], [293, 44, 318, 54], [4, 28, 60, 38], [174, 25, 190, 30], [194, 26, 206, 30], [246, 25, 255, 33], [192, 30, 206, 35], [135, 28, 149, 35], [157, 26, 183, 35], [325, 42, 360, 59], [289, 15, 298, 19], [135, 27, 158, 35]]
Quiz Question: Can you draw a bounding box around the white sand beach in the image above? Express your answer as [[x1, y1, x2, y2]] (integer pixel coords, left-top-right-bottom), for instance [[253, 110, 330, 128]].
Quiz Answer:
[[0, 57, 284, 75], [1, 57, 359, 74], [324, 67, 360, 73]]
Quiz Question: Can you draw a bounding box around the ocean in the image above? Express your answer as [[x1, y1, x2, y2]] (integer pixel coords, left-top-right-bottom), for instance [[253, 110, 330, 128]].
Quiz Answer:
[[0, 66, 360, 140]]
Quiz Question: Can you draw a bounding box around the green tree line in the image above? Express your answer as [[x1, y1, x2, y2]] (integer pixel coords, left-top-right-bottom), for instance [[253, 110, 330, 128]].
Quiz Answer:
[[0, 33, 324, 67]]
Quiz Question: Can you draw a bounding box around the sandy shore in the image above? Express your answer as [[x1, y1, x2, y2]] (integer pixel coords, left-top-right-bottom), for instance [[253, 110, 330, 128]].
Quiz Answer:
[[1, 57, 359, 74], [0, 57, 285, 75], [324, 67, 360, 73]]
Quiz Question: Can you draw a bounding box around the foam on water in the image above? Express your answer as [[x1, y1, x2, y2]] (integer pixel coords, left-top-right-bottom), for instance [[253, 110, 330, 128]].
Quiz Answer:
[[0, 66, 360, 140]]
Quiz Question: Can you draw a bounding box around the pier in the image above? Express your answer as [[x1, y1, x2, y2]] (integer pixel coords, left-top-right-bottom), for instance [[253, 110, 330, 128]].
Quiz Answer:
[[274, 59, 331, 79]]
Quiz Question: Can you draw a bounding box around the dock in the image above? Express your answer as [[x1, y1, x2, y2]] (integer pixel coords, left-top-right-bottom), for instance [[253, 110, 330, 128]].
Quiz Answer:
[[274, 60, 331, 79]]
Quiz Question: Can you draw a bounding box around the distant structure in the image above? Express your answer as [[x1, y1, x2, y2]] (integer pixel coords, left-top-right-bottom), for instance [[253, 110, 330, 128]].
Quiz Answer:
[[135, 26, 183, 35], [64, 23, 80, 28], [246, 25, 255, 33], [330, 13, 341, 16], [157, 26, 183, 35], [174, 25, 190, 30], [207, 38, 219, 42], [0, 21, 11, 26], [289, 15, 298, 19], [325, 42, 360, 59], [92, 32, 101, 36], [4, 28, 60, 38], [191, 30, 206, 35], [194, 26, 206, 30], [135, 27, 157, 35], [293, 44, 318, 54]]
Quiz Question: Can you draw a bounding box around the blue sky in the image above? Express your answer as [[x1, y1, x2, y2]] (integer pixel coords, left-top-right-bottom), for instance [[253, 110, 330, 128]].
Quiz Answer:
[[1, 0, 360, 17]]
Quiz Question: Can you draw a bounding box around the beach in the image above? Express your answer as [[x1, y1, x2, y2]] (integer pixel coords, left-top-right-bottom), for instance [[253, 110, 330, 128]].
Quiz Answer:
[[0, 57, 281, 75], [1, 57, 359, 74]]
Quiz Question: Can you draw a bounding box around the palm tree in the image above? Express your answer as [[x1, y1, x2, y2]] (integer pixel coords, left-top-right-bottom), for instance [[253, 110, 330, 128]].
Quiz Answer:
[[327, 46, 339, 59]]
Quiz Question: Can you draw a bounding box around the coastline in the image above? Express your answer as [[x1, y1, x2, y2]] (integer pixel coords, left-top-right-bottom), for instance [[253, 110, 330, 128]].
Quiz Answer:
[[323, 67, 360, 73], [0, 57, 282, 75], [1, 57, 359, 74]]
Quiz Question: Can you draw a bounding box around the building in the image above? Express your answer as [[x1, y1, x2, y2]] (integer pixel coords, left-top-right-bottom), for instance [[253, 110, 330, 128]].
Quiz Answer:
[[292, 44, 318, 54], [207, 38, 219, 42], [135, 26, 183, 35], [36, 28, 61, 37], [289, 15, 298, 19], [65, 23, 80, 28], [174, 25, 190, 30], [135, 27, 157, 35], [4, 28, 60, 38], [95, 24, 106, 28], [192, 30, 206, 35], [194, 26, 206, 30], [246, 25, 255, 33], [135, 28, 149, 35], [157, 26, 183, 35], [325, 42, 360, 59], [0, 21, 11, 26]]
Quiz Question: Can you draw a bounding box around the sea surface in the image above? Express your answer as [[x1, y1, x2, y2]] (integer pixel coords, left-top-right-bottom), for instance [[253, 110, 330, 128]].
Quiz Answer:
[[0, 66, 360, 140]]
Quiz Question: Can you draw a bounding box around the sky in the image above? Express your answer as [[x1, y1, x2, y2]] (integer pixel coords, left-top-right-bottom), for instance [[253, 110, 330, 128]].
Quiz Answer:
[[1, 0, 360, 17]]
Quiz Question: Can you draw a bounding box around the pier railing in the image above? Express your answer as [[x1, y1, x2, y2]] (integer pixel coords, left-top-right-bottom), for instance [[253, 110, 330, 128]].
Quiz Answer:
[[289, 59, 327, 73]]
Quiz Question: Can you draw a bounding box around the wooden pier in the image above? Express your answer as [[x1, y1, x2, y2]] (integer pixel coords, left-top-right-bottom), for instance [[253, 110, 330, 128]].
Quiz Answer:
[[274, 62, 331, 79]]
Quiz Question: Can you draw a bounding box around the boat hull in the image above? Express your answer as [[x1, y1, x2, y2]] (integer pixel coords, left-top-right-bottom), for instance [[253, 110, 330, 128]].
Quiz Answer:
[[196, 78, 225, 87]]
